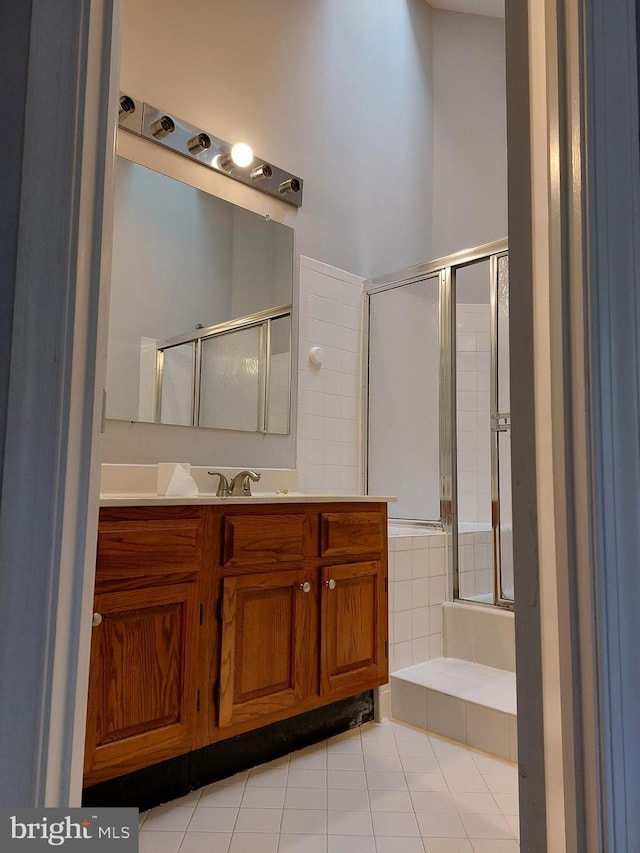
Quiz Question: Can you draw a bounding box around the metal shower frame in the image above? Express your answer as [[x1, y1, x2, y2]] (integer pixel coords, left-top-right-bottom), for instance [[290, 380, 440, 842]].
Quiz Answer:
[[155, 303, 292, 433], [363, 238, 511, 609]]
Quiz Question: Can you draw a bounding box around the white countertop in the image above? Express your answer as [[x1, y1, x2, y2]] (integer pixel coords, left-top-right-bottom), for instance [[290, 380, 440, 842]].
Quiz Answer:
[[99, 464, 396, 506], [99, 493, 397, 507]]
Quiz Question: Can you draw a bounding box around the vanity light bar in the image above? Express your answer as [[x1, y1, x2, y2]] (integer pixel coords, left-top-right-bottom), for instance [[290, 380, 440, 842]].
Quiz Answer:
[[117, 93, 303, 208]]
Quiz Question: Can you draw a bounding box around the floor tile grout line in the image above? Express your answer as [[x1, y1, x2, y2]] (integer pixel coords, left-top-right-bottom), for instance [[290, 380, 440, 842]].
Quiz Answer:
[[142, 721, 519, 851]]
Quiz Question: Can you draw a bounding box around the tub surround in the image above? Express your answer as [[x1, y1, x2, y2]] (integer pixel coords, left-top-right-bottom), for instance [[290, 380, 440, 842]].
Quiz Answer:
[[443, 599, 515, 671], [387, 526, 448, 671]]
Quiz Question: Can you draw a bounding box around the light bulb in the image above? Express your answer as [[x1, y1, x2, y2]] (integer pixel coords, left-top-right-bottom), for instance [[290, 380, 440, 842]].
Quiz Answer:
[[230, 142, 254, 168]]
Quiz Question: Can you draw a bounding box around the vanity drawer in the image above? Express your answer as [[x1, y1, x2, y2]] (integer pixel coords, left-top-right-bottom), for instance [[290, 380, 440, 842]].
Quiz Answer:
[[97, 508, 205, 582], [222, 513, 306, 566], [320, 511, 384, 557]]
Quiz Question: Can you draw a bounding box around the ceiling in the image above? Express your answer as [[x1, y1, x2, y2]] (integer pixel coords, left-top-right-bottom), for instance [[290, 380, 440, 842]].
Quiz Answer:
[[427, 0, 504, 18]]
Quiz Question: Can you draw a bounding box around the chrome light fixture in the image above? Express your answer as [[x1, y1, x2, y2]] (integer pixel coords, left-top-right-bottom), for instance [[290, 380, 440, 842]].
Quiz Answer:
[[187, 132, 212, 154], [278, 178, 300, 195], [150, 115, 175, 139], [119, 94, 136, 117], [117, 92, 303, 207], [250, 163, 273, 181]]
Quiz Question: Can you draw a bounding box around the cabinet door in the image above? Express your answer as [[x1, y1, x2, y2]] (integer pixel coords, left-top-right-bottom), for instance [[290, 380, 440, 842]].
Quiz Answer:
[[218, 569, 313, 729], [321, 561, 387, 697], [84, 582, 200, 786]]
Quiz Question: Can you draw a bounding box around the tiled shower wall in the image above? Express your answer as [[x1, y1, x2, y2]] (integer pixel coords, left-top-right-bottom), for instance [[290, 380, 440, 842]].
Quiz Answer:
[[296, 257, 364, 494], [297, 256, 450, 676], [388, 531, 447, 672], [458, 529, 494, 600], [456, 303, 491, 526]]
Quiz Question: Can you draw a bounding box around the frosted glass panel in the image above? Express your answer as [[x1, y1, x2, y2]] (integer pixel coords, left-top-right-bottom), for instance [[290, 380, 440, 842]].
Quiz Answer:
[[497, 255, 510, 414], [455, 260, 493, 602], [199, 327, 263, 431], [160, 343, 194, 426], [368, 278, 440, 521], [498, 430, 514, 600], [496, 255, 513, 601], [266, 315, 291, 434]]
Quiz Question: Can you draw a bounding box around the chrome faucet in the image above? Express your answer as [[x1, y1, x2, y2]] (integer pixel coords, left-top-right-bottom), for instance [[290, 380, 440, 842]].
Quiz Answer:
[[230, 470, 261, 496], [207, 471, 231, 497]]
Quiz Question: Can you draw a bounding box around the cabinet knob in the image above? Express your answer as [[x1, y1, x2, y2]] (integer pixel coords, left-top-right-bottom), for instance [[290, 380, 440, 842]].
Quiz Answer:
[[326, 579, 337, 590], [92, 612, 103, 627], [300, 581, 311, 593]]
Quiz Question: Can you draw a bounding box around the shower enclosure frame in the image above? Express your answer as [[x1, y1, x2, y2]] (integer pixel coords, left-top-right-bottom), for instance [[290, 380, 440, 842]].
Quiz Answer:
[[363, 237, 511, 609], [154, 303, 292, 433]]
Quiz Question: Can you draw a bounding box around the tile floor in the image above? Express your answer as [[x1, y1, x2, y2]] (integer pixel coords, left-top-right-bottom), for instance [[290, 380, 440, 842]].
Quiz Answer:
[[139, 721, 519, 853]]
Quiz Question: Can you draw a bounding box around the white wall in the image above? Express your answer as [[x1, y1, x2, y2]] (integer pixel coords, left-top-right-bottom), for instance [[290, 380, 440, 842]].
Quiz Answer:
[[431, 9, 507, 256], [104, 0, 437, 466], [105, 2, 507, 479], [119, 0, 435, 279]]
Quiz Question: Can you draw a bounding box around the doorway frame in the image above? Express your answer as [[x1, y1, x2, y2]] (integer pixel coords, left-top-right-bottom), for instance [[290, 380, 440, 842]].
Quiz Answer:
[[3, 3, 640, 852]]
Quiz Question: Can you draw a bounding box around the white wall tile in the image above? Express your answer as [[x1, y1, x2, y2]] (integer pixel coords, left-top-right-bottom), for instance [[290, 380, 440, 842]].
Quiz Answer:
[[465, 705, 510, 761], [394, 552, 413, 582], [429, 605, 442, 636], [394, 613, 413, 645], [394, 641, 414, 670], [394, 581, 413, 613], [426, 690, 465, 743], [339, 466, 360, 492], [429, 576, 446, 607], [411, 550, 429, 579], [412, 579, 430, 609], [429, 548, 446, 577], [390, 678, 427, 730], [412, 607, 430, 639], [412, 637, 431, 664]]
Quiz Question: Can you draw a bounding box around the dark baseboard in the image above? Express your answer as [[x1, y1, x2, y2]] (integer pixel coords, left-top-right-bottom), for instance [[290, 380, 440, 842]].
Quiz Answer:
[[82, 691, 374, 812]]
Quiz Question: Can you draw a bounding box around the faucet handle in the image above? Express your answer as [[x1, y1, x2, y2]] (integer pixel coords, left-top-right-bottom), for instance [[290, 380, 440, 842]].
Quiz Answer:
[[207, 471, 230, 497], [230, 470, 261, 496]]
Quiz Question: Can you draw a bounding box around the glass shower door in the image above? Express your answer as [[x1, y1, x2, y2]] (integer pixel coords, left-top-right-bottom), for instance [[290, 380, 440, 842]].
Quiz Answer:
[[454, 260, 494, 602], [198, 326, 265, 431], [493, 254, 513, 602], [367, 277, 441, 522], [453, 252, 513, 607]]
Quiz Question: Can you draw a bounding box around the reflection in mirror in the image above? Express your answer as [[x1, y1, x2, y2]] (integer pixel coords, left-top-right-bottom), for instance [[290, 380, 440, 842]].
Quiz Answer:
[[106, 157, 294, 433]]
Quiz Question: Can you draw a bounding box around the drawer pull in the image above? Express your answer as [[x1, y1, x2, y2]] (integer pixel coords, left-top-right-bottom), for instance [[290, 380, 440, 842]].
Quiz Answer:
[[300, 581, 311, 593], [326, 579, 337, 590], [92, 612, 103, 627]]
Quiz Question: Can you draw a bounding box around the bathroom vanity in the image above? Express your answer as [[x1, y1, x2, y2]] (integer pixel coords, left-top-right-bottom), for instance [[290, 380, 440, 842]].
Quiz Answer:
[[83, 497, 389, 793]]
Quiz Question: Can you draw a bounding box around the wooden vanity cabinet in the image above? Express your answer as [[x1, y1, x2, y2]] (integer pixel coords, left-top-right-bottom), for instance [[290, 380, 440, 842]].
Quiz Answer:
[[217, 567, 317, 730], [320, 560, 387, 698], [84, 507, 206, 786], [213, 503, 388, 739], [84, 501, 387, 787]]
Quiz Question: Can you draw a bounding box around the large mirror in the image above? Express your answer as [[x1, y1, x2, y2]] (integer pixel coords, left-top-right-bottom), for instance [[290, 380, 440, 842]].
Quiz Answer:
[[106, 157, 294, 433]]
